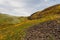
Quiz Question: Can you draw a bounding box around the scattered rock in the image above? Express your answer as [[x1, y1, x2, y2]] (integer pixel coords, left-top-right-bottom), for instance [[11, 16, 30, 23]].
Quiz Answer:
[[25, 19, 60, 40]]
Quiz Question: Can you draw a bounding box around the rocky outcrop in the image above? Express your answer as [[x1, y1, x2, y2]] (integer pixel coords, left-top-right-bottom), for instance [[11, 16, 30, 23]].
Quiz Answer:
[[25, 19, 60, 40]]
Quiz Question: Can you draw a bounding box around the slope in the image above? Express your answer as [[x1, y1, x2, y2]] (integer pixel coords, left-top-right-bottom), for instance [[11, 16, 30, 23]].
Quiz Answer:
[[0, 13, 20, 24], [0, 4, 60, 40], [28, 4, 60, 20]]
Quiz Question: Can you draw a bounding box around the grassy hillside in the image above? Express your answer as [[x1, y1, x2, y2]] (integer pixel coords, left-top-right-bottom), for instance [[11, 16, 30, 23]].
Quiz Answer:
[[0, 13, 21, 24], [0, 13, 60, 40], [0, 4, 60, 40], [28, 4, 60, 20]]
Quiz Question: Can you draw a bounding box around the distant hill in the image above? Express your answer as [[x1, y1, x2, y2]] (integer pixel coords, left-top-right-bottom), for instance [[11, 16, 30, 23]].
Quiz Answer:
[[0, 13, 20, 24], [28, 4, 60, 20]]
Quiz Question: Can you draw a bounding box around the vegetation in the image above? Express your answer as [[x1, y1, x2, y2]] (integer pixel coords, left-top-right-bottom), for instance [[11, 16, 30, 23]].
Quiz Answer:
[[0, 4, 60, 40], [0, 13, 20, 24], [28, 4, 60, 20]]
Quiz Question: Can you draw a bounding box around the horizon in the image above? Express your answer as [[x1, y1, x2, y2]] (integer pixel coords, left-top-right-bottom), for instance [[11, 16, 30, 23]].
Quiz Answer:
[[0, 0, 60, 16]]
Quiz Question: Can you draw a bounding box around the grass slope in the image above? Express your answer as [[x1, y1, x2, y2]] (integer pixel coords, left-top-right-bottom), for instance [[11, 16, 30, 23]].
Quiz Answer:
[[0, 14, 20, 24], [0, 14, 60, 40], [28, 4, 60, 20], [0, 4, 60, 40]]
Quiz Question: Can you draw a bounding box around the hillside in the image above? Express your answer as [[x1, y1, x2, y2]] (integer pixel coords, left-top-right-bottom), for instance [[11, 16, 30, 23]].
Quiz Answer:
[[0, 13, 20, 24], [0, 4, 60, 40], [28, 4, 60, 20]]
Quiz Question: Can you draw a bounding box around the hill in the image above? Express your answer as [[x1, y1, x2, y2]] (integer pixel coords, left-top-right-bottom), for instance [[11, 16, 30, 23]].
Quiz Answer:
[[28, 4, 60, 20], [0, 13, 20, 24], [0, 4, 60, 40]]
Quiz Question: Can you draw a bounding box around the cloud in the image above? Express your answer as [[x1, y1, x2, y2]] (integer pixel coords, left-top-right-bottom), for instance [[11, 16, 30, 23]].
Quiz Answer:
[[0, 0, 60, 16], [44, 0, 49, 2], [0, 0, 28, 16]]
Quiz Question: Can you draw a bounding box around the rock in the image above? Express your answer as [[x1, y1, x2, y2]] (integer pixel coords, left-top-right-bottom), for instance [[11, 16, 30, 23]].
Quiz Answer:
[[25, 19, 60, 40]]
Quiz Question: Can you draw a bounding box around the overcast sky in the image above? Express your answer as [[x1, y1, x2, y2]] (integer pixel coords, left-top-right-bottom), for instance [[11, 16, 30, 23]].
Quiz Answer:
[[0, 0, 60, 16]]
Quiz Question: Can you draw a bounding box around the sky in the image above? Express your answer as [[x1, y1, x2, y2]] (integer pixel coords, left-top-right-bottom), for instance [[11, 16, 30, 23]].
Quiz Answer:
[[0, 0, 60, 16]]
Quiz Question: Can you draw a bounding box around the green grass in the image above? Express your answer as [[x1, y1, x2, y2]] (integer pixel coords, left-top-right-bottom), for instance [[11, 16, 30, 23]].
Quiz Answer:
[[29, 4, 60, 20], [0, 14, 60, 40]]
